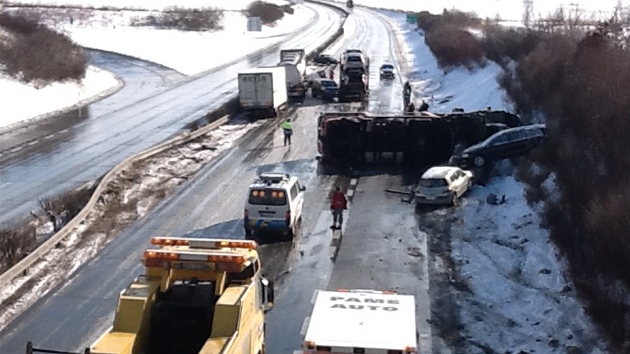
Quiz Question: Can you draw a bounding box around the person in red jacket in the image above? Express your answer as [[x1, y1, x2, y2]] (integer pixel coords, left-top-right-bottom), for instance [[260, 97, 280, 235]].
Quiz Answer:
[[330, 187, 348, 230]]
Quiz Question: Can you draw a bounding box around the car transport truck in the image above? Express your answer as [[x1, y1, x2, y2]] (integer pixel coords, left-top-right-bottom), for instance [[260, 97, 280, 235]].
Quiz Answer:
[[278, 49, 307, 102], [295, 289, 418, 354], [27, 237, 275, 354], [338, 50, 369, 102], [238, 66, 288, 119]]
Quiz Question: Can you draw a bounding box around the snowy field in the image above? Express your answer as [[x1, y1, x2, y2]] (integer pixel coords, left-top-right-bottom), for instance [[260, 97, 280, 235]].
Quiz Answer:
[[333, 0, 625, 21], [4, 0, 291, 11], [0, 0, 312, 130]]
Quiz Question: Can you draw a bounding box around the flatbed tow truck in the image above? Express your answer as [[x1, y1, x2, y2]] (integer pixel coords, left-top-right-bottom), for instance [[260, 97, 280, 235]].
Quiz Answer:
[[27, 237, 275, 354], [295, 289, 418, 354]]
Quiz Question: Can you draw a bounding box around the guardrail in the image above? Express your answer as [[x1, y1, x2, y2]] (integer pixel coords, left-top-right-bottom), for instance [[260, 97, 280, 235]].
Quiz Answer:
[[0, 0, 351, 290]]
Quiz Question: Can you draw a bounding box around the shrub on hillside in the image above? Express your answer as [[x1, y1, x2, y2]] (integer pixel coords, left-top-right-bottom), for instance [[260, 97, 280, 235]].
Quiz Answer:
[[417, 10, 484, 69], [246, 1, 288, 24], [0, 13, 87, 87], [132, 6, 224, 31], [419, 9, 630, 348], [503, 31, 630, 347], [424, 24, 484, 68]]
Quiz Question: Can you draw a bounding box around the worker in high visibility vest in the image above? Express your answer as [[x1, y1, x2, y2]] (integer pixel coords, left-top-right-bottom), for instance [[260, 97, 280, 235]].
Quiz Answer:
[[281, 118, 293, 146]]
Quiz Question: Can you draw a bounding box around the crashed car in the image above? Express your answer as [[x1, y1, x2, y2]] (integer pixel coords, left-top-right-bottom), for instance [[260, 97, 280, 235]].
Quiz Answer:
[[414, 166, 473, 206], [379, 64, 395, 79], [311, 78, 339, 101], [312, 54, 338, 65], [451, 124, 547, 169]]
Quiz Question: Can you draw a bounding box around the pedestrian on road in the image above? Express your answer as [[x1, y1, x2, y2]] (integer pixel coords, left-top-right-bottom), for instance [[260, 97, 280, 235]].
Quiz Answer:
[[281, 118, 293, 147], [330, 187, 348, 230], [329, 68, 335, 80]]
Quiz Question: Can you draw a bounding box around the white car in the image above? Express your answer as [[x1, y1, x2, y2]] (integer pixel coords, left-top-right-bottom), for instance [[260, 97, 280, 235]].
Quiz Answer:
[[414, 166, 473, 206], [244, 173, 305, 243]]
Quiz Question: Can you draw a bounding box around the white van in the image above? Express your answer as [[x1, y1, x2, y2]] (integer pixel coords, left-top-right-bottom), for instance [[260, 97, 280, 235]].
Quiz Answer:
[[296, 289, 418, 354], [244, 173, 305, 243]]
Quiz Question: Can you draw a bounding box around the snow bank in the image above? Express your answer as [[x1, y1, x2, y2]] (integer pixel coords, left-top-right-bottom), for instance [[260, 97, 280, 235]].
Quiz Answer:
[[0, 2, 313, 129], [449, 175, 608, 353], [330, 0, 621, 22], [4, 0, 292, 11], [382, 10, 511, 113], [61, 7, 316, 75], [0, 67, 120, 131]]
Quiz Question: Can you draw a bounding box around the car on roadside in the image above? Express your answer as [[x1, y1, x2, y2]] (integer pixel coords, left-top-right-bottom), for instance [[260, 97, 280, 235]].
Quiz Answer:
[[311, 78, 339, 101], [414, 166, 473, 206], [312, 54, 338, 65], [244, 173, 306, 243], [379, 64, 395, 79], [450, 124, 547, 169]]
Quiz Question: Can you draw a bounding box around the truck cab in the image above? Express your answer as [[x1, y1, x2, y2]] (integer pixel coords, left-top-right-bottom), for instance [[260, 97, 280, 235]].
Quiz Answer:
[[27, 237, 275, 354], [296, 289, 418, 354]]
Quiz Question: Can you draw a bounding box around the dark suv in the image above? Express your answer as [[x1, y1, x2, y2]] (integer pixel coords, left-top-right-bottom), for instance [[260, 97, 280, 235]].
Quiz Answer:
[[451, 124, 546, 168], [311, 79, 339, 101]]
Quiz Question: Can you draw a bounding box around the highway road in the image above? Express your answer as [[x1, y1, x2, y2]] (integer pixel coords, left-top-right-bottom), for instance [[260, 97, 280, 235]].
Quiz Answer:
[[0, 1, 343, 228], [0, 5, 434, 354]]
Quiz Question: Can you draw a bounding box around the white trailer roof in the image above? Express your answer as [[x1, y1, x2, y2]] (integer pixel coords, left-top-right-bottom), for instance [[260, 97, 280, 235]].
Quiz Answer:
[[304, 290, 417, 351]]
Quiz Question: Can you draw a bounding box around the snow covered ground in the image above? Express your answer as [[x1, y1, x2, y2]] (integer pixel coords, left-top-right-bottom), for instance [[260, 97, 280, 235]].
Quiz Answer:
[[381, 10, 608, 352], [0, 0, 313, 130], [332, 0, 624, 22]]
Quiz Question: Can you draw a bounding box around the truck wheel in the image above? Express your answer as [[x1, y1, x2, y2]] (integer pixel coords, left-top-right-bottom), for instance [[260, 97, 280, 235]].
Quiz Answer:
[[473, 156, 485, 167]]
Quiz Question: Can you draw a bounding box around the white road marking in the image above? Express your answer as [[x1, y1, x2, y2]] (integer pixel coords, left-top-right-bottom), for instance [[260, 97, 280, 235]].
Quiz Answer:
[[27, 140, 38, 146]]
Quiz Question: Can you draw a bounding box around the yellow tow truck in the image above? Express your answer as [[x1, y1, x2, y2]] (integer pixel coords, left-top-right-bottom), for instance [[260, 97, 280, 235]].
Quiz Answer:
[[27, 236, 275, 354]]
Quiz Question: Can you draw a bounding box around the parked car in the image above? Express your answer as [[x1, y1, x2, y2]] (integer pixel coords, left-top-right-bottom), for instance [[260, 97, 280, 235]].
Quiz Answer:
[[311, 78, 339, 100], [414, 166, 474, 206], [313, 54, 338, 65], [379, 64, 395, 79], [451, 124, 547, 169]]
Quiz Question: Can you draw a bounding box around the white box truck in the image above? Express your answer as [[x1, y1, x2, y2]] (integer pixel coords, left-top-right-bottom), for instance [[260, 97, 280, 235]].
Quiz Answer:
[[296, 289, 418, 354], [238, 66, 288, 119]]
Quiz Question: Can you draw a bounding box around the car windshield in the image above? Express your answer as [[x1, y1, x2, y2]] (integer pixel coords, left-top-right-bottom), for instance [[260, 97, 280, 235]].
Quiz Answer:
[[347, 56, 362, 61], [322, 81, 337, 87], [381, 65, 393, 70], [248, 189, 287, 206], [419, 179, 447, 188]]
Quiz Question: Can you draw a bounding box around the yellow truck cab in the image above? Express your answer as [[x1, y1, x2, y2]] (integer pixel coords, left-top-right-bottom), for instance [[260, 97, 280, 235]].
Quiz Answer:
[[27, 237, 275, 354]]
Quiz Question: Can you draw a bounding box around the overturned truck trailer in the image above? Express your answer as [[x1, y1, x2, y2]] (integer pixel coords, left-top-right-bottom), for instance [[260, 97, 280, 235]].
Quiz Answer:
[[317, 110, 521, 166]]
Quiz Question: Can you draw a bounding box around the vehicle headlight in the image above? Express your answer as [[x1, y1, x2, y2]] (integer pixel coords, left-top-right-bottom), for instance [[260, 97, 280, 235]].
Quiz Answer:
[[461, 154, 469, 159]]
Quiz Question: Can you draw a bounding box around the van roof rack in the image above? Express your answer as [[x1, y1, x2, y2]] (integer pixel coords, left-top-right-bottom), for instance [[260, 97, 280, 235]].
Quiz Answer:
[[258, 173, 290, 184]]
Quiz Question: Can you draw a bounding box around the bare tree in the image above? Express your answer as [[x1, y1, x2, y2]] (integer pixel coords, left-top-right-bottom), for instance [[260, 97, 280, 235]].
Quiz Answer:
[[523, 0, 534, 28]]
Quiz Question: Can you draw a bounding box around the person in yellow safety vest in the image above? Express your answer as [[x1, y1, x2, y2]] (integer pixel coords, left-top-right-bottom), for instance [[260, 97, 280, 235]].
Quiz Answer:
[[281, 118, 293, 146]]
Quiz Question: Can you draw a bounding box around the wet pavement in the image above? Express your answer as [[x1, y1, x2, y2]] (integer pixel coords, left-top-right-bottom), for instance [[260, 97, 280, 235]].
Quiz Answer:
[[0, 2, 342, 229], [0, 6, 432, 354]]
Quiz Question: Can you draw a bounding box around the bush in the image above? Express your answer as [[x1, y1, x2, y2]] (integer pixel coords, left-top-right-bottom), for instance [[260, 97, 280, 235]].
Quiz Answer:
[[424, 24, 484, 68], [0, 13, 87, 87], [416, 10, 484, 69], [418, 8, 630, 348], [497, 29, 630, 348], [132, 6, 224, 31], [246, 1, 287, 24]]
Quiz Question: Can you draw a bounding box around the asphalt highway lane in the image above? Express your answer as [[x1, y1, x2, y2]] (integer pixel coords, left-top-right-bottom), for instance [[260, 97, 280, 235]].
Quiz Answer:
[[0, 2, 342, 228]]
